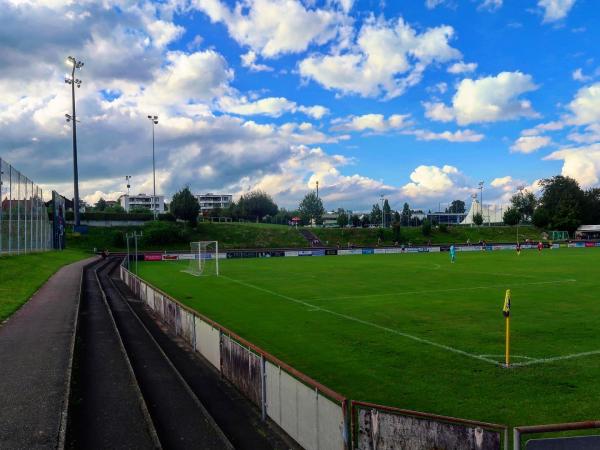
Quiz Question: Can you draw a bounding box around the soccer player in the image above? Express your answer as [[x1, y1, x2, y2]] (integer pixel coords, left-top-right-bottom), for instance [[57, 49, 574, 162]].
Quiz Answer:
[[450, 244, 456, 263], [537, 241, 543, 252], [516, 242, 521, 256]]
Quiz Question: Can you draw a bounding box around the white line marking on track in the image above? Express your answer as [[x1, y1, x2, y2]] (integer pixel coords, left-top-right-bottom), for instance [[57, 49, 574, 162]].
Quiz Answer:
[[221, 275, 501, 366], [308, 279, 577, 302]]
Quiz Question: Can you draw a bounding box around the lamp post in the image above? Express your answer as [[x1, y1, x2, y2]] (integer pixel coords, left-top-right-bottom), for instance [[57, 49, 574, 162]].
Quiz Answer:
[[478, 181, 484, 224], [65, 56, 83, 227], [125, 175, 131, 196], [147, 115, 158, 219], [516, 185, 525, 244], [316, 180, 319, 198]]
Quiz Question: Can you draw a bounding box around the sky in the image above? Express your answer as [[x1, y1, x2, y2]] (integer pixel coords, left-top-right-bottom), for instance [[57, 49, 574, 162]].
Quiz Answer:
[[1, 0, 599, 212]]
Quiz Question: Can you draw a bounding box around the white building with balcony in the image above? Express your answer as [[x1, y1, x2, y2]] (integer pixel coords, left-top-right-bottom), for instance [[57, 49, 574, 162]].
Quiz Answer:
[[195, 193, 233, 212], [119, 193, 165, 213]]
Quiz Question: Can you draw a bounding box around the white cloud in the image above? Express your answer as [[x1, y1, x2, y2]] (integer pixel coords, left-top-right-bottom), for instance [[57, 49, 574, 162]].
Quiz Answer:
[[218, 96, 329, 119], [510, 135, 552, 153], [567, 82, 600, 125], [299, 16, 461, 98], [490, 176, 513, 188], [411, 129, 485, 142], [521, 120, 565, 136], [447, 61, 478, 74], [401, 165, 470, 199], [193, 0, 343, 57], [425, 0, 446, 9], [479, 0, 503, 11], [430, 72, 538, 125], [538, 0, 576, 23], [545, 143, 600, 187], [423, 101, 455, 122], [572, 68, 591, 82], [240, 51, 273, 72], [331, 113, 411, 132], [327, 0, 354, 13]]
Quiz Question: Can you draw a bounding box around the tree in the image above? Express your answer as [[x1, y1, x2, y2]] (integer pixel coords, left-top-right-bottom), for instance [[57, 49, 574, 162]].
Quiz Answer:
[[351, 214, 361, 227], [95, 197, 107, 211], [447, 200, 465, 214], [237, 190, 278, 221], [536, 176, 585, 233], [421, 219, 432, 236], [298, 191, 324, 225], [532, 208, 550, 228], [401, 202, 411, 226], [503, 207, 521, 226], [473, 212, 484, 226], [370, 203, 382, 226], [361, 214, 371, 227], [582, 188, 600, 224], [393, 210, 401, 224], [382, 199, 392, 227], [392, 222, 402, 242], [510, 191, 536, 221], [105, 204, 125, 213], [170, 186, 200, 223], [337, 212, 349, 227]]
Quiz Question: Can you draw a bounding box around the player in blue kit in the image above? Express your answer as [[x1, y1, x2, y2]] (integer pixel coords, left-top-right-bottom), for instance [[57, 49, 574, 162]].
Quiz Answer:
[[450, 244, 456, 263]]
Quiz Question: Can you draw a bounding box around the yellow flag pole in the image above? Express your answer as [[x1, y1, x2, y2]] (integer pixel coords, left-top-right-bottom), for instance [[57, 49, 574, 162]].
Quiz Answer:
[[505, 315, 510, 367]]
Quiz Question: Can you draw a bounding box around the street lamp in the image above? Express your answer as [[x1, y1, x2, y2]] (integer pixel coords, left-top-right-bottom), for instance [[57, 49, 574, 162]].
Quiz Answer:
[[125, 175, 131, 197], [65, 56, 83, 227], [147, 115, 158, 219], [516, 185, 525, 244], [316, 180, 319, 198], [478, 181, 484, 224]]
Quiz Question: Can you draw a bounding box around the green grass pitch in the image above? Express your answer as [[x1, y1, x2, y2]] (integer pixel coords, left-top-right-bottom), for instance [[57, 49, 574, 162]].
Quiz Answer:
[[137, 248, 600, 428]]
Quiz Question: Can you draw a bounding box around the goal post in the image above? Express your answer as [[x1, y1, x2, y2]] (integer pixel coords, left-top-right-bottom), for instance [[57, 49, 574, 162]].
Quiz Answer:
[[186, 241, 219, 276]]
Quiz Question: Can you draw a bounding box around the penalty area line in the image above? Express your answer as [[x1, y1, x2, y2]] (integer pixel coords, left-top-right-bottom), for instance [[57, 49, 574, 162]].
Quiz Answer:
[[220, 275, 501, 367]]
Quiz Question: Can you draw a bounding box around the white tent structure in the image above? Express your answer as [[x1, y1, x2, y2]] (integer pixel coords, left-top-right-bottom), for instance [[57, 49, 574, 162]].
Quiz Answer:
[[461, 199, 509, 225]]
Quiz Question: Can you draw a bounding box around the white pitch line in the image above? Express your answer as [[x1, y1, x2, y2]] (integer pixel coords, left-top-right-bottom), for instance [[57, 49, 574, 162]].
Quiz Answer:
[[221, 275, 501, 366], [509, 349, 600, 367], [308, 279, 577, 302], [479, 354, 535, 360]]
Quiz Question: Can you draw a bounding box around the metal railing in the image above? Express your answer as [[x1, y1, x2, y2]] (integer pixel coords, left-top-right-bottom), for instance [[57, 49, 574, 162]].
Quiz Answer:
[[0, 158, 52, 255], [514, 420, 600, 450]]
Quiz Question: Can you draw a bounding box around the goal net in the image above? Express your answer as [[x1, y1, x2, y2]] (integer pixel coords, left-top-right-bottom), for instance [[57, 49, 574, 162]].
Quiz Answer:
[[185, 241, 220, 276]]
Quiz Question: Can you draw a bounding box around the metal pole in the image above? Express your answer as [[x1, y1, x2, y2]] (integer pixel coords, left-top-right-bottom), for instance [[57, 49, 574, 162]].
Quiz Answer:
[[70, 64, 81, 228], [126, 233, 130, 269], [0, 163, 3, 254], [135, 233, 138, 275], [8, 166, 12, 254], [17, 173, 20, 254], [152, 122, 156, 220]]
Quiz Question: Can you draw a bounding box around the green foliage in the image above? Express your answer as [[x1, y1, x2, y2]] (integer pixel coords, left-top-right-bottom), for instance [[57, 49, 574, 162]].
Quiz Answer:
[[170, 186, 200, 223], [351, 214, 361, 227], [401, 202, 411, 226], [439, 224, 448, 233], [337, 212, 349, 227], [583, 188, 600, 224], [511, 190, 537, 221], [158, 212, 176, 221], [536, 176, 584, 234], [65, 211, 152, 221], [473, 213, 484, 226], [111, 230, 126, 248], [392, 222, 402, 242], [421, 219, 432, 236], [447, 200, 466, 214], [382, 199, 392, 227], [105, 204, 125, 213], [532, 208, 550, 228], [95, 197, 107, 211], [141, 221, 187, 246], [298, 191, 325, 225], [370, 203, 382, 225], [237, 190, 278, 221], [377, 227, 385, 240], [503, 207, 521, 226], [393, 211, 401, 224]]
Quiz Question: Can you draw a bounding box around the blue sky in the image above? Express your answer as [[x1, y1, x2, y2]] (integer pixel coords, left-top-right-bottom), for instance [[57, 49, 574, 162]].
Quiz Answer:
[[1, 0, 599, 211]]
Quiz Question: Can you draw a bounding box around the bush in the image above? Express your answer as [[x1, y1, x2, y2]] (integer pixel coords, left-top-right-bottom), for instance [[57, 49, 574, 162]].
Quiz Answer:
[[422, 219, 432, 236], [503, 207, 521, 226], [392, 223, 402, 242], [65, 211, 153, 221], [111, 230, 126, 248], [473, 213, 484, 226], [141, 221, 185, 246], [439, 224, 448, 233], [158, 212, 176, 222]]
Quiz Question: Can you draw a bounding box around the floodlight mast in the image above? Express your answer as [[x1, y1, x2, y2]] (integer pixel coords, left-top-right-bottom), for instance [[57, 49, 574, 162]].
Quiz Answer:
[[517, 185, 526, 244], [65, 56, 84, 227], [147, 115, 158, 219]]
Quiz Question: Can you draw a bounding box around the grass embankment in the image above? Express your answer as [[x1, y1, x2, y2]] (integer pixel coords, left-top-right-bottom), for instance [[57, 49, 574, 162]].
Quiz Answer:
[[313, 225, 543, 247], [138, 248, 600, 431], [0, 250, 88, 322], [66, 222, 306, 252], [67, 221, 544, 253]]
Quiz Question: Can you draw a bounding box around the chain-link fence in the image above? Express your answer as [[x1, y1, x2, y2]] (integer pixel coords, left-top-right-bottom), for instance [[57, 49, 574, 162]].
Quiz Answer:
[[0, 158, 52, 255]]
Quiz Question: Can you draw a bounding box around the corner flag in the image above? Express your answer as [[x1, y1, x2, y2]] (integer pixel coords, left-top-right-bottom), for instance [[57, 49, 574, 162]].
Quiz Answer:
[[502, 289, 511, 317]]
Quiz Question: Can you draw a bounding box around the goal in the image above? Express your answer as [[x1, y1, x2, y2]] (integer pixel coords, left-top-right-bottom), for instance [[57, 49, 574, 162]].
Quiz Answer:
[[185, 241, 220, 276]]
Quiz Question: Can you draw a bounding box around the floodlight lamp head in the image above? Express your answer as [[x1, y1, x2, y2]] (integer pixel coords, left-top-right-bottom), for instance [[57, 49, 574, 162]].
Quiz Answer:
[[66, 56, 75, 65], [153, 115, 158, 120], [153, 120, 158, 124]]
